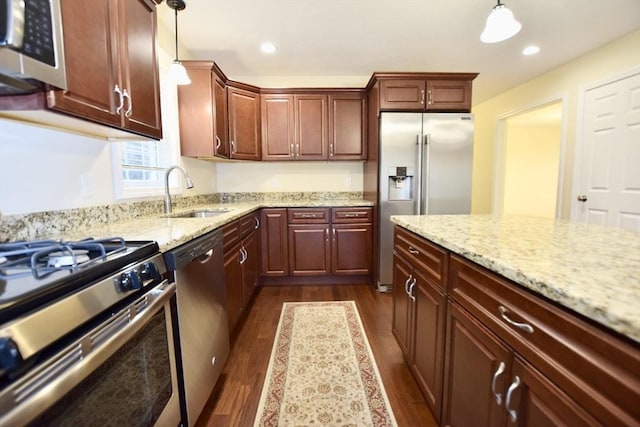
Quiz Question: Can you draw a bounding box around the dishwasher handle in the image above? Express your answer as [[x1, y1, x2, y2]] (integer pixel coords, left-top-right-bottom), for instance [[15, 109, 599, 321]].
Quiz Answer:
[[164, 230, 223, 270]]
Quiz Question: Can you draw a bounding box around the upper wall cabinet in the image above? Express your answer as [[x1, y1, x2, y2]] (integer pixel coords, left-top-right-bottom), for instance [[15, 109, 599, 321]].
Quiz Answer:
[[177, 61, 228, 158], [228, 84, 262, 161], [0, 0, 163, 140], [328, 93, 367, 160], [50, 0, 162, 139], [261, 90, 366, 161], [377, 74, 477, 112]]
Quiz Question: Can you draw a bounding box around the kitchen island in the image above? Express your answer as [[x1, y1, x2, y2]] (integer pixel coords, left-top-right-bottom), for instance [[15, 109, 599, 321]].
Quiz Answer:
[[391, 214, 639, 426]]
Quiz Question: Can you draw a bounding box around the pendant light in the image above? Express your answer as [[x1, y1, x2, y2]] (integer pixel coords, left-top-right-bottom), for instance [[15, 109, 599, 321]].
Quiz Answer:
[[167, 0, 191, 85], [480, 0, 522, 43]]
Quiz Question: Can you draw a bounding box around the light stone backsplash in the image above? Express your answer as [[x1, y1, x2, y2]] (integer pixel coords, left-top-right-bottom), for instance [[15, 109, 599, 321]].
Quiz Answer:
[[0, 192, 363, 242]]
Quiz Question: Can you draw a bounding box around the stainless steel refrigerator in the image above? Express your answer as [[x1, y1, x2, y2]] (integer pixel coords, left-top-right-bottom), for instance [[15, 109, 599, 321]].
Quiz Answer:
[[378, 112, 474, 288]]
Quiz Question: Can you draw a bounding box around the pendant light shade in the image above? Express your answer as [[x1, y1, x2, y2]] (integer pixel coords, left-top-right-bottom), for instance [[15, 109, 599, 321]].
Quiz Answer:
[[167, 0, 190, 85], [481, 0, 522, 43]]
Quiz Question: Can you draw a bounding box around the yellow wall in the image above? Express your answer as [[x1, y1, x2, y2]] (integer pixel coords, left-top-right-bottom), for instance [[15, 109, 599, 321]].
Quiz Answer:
[[502, 126, 560, 217], [471, 30, 640, 218]]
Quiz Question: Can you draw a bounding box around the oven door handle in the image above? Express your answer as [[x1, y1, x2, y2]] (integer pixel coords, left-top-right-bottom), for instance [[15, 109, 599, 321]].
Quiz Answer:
[[0, 280, 176, 427]]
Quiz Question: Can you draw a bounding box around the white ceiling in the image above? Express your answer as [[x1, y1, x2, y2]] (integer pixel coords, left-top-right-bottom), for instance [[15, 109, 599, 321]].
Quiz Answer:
[[158, 0, 640, 104]]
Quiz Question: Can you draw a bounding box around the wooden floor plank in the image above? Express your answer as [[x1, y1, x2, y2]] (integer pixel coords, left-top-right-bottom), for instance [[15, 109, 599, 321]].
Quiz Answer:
[[195, 284, 437, 427]]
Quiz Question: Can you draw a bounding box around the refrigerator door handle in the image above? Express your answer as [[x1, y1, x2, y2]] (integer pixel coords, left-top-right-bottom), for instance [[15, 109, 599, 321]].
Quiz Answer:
[[415, 134, 423, 215], [422, 133, 430, 214]]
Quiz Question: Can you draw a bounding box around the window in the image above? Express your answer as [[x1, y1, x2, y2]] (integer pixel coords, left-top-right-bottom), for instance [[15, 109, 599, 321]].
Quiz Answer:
[[112, 49, 180, 199]]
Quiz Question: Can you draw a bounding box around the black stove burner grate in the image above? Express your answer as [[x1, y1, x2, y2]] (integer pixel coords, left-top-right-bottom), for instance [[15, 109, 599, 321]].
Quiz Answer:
[[0, 238, 127, 280]]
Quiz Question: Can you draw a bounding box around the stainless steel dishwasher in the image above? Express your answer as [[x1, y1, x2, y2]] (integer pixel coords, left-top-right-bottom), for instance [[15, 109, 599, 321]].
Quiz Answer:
[[164, 230, 230, 427]]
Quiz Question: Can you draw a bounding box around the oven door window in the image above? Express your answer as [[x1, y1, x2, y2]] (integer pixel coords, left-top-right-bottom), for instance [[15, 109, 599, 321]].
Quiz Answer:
[[31, 308, 173, 426]]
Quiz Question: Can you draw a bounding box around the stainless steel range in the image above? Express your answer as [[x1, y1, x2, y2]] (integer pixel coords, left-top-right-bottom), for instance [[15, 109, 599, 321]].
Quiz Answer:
[[0, 237, 181, 426]]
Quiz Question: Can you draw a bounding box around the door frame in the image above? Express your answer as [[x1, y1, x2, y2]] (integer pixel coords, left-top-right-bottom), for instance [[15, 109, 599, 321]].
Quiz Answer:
[[491, 94, 569, 218], [571, 66, 640, 222]]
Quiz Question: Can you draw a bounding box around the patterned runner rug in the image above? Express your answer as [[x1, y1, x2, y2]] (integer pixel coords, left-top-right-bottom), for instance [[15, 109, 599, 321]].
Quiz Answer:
[[254, 301, 397, 427]]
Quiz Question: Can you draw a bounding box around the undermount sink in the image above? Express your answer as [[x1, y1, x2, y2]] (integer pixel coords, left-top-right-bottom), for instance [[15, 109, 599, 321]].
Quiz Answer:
[[168, 209, 230, 218]]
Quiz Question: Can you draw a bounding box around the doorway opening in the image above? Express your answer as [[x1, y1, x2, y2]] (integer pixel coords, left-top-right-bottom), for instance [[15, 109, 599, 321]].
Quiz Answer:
[[492, 99, 565, 218]]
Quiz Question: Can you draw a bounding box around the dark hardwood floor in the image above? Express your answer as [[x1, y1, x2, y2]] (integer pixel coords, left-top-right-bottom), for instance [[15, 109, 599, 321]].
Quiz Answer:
[[195, 284, 437, 427]]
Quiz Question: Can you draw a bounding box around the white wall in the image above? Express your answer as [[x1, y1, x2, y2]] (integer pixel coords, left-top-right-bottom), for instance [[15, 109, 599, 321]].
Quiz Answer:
[[216, 161, 363, 193]]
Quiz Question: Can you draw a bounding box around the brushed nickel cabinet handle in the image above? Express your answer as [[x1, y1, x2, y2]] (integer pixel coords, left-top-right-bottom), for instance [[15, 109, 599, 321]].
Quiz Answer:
[[491, 361, 506, 405], [499, 306, 534, 334], [215, 135, 221, 150], [408, 246, 419, 255], [254, 217, 260, 229], [114, 85, 124, 114], [505, 376, 521, 422], [427, 89, 433, 105], [420, 89, 425, 105], [123, 89, 132, 118], [404, 274, 413, 295], [408, 277, 417, 302]]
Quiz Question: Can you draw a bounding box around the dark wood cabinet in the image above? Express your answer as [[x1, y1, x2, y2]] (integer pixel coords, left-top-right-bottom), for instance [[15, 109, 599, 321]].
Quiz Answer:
[[261, 91, 366, 161], [260, 208, 289, 276], [378, 76, 474, 112], [287, 207, 373, 277], [222, 211, 261, 334], [294, 94, 328, 160], [228, 85, 261, 160], [178, 62, 228, 158], [392, 226, 448, 423], [287, 208, 331, 276], [442, 301, 511, 427], [446, 254, 640, 426], [261, 95, 295, 160], [49, 0, 161, 139], [328, 94, 366, 160]]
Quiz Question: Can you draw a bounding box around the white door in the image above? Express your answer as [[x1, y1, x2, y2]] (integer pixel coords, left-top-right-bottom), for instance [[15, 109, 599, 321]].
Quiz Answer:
[[573, 70, 640, 231]]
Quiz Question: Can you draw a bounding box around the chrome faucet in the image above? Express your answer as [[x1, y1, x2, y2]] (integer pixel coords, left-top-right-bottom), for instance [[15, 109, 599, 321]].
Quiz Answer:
[[164, 165, 194, 214]]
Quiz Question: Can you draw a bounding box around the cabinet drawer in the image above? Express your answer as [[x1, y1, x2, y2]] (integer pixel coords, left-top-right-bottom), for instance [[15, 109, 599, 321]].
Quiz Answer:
[[222, 220, 240, 254], [239, 212, 260, 238], [288, 208, 330, 224], [394, 227, 447, 289], [449, 255, 640, 426], [332, 207, 372, 223]]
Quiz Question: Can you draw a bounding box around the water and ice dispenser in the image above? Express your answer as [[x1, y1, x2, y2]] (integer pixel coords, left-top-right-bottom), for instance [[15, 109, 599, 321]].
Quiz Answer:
[[387, 166, 414, 201]]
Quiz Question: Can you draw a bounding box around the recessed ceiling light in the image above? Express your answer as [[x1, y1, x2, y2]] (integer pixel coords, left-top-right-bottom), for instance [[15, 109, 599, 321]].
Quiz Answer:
[[522, 45, 540, 56], [260, 42, 277, 54]]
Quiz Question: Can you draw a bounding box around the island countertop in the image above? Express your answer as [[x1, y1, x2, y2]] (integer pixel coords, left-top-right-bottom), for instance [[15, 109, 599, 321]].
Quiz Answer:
[[390, 214, 640, 344]]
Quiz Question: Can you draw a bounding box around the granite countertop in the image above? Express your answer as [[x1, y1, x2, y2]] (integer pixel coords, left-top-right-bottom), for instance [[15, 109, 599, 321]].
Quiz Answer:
[[17, 199, 373, 253], [390, 214, 640, 344]]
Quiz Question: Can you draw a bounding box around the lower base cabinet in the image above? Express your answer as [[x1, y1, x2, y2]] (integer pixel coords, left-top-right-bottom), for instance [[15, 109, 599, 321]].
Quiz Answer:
[[222, 212, 261, 334], [392, 225, 640, 427]]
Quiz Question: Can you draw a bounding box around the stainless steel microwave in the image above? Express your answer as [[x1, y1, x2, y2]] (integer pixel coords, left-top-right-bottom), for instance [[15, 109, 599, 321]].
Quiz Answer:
[[0, 0, 66, 94]]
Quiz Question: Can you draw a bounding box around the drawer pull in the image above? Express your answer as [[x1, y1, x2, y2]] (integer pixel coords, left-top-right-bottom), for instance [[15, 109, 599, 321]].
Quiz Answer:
[[344, 213, 359, 218], [505, 375, 521, 422], [301, 214, 317, 218], [408, 246, 419, 255], [491, 361, 506, 405], [499, 306, 534, 334]]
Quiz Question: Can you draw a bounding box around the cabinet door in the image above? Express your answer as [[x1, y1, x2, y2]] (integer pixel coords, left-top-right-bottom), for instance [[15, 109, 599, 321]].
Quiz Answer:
[[213, 75, 229, 158], [379, 79, 426, 111], [178, 62, 215, 157], [392, 254, 413, 359], [411, 270, 447, 424], [328, 94, 366, 160], [294, 94, 328, 160], [443, 302, 510, 427], [507, 357, 599, 427], [119, 0, 162, 138], [331, 223, 372, 275], [261, 94, 295, 160], [228, 87, 261, 160], [288, 224, 330, 275], [426, 80, 472, 112], [223, 244, 244, 333], [260, 209, 289, 276], [48, 0, 121, 128], [242, 230, 260, 307]]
